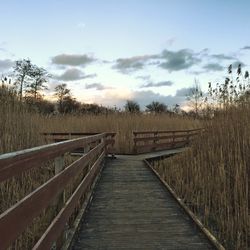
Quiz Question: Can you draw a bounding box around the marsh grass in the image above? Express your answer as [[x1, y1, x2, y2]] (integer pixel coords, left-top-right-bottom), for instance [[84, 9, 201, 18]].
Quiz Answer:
[[41, 113, 198, 154], [0, 85, 198, 249], [153, 107, 249, 250]]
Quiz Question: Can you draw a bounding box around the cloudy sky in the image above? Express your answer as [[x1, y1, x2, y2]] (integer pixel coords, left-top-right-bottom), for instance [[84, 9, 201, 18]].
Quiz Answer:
[[1, 0, 250, 109]]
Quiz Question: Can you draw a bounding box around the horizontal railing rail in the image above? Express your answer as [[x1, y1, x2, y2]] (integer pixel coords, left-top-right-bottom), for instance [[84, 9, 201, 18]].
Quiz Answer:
[[133, 128, 203, 154], [42, 132, 116, 155], [0, 132, 115, 250]]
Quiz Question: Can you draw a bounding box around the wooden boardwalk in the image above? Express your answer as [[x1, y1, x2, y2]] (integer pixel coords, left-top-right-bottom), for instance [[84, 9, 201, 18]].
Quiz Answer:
[[71, 153, 214, 250]]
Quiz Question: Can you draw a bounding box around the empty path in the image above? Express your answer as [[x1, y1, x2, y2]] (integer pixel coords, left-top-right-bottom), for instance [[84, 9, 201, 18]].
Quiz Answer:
[[71, 152, 214, 250]]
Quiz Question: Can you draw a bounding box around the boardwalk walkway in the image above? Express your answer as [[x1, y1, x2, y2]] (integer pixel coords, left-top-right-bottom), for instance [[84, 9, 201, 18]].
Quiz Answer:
[[71, 150, 214, 250]]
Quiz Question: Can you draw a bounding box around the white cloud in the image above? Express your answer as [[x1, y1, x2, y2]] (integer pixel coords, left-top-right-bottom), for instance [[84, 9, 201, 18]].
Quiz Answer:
[[77, 22, 86, 29]]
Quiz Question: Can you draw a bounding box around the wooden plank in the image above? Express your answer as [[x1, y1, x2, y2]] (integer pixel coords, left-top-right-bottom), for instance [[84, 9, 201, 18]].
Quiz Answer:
[[70, 157, 215, 250], [144, 159, 225, 250], [0, 142, 105, 250], [135, 141, 188, 154], [33, 151, 105, 250]]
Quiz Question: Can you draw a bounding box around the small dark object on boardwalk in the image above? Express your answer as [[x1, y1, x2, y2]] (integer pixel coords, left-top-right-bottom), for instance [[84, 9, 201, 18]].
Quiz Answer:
[[71, 155, 215, 250]]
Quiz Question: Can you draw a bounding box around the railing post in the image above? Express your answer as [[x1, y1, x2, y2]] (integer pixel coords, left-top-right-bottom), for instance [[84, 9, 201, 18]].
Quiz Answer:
[[133, 132, 137, 154], [84, 142, 91, 173], [55, 156, 64, 175], [187, 131, 190, 145], [84, 143, 90, 154], [54, 154, 67, 248], [153, 132, 158, 151], [101, 135, 107, 156], [110, 135, 115, 158], [172, 131, 176, 148]]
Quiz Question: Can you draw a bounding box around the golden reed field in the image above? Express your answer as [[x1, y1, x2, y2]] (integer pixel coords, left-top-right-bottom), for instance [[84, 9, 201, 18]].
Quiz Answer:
[[153, 108, 249, 250], [0, 86, 198, 249], [0, 86, 249, 249]]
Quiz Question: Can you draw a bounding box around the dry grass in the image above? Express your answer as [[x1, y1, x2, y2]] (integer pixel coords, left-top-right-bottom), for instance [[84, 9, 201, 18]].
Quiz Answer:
[[1, 85, 248, 249], [153, 107, 249, 250], [0, 86, 198, 249], [41, 113, 198, 154]]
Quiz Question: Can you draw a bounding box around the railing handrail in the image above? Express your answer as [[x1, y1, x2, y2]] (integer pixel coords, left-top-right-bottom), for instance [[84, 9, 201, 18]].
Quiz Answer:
[[134, 132, 200, 143], [133, 128, 203, 154], [43, 132, 116, 136], [0, 133, 110, 183], [133, 128, 203, 135], [0, 132, 116, 249]]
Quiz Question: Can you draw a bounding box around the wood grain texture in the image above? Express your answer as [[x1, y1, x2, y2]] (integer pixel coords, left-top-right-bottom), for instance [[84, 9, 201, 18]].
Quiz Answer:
[[71, 156, 214, 250]]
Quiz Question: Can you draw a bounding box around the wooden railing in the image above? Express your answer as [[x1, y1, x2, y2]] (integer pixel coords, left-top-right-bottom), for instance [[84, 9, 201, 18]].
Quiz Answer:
[[43, 132, 116, 155], [133, 129, 203, 154], [0, 132, 115, 249]]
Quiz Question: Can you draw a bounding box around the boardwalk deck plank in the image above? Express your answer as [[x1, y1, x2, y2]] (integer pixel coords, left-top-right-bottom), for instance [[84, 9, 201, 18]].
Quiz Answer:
[[71, 156, 215, 250]]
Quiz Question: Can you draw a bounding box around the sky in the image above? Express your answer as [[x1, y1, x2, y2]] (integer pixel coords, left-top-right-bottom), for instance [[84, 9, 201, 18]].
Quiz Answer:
[[1, 0, 250, 109]]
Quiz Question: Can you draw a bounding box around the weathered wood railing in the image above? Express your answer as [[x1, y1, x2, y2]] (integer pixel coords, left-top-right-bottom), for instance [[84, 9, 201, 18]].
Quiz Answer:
[[0, 132, 115, 250], [133, 128, 203, 154], [43, 132, 116, 155]]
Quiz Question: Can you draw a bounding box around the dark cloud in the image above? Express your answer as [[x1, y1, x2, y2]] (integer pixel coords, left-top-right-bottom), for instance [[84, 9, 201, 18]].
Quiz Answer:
[[141, 81, 173, 88], [95, 90, 186, 109], [211, 54, 235, 60], [198, 48, 210, 56], [0, 59, 14, 70], [112, 48, 245, 75], [159, 49, 201, 72], [51, 54, 95, 66], [85, 83, 111, 90], [232, 61, 245, 68], [54, 68, 96, 81], [240, 46, 250, 50], [113, 55, 156, 72], [132, 90, 185, 108], [203, 63, 224, 72], [175, 87, 195, 97]]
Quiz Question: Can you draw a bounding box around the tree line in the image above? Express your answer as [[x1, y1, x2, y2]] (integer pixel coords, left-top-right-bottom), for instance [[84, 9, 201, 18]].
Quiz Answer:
[[1, 59, 186, 116], [2, 59, 249, 117]]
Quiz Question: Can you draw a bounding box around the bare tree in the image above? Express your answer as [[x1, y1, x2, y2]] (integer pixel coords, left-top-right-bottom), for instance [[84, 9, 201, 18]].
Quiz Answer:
[[54, 83, 72, 113], [26, 66, 50, 99], [124, 100, 140, 113], [173, 104, 181, 114], [146, 101, 167, 114], [13, 59, 33, 100], [187, 79, 203, 117]]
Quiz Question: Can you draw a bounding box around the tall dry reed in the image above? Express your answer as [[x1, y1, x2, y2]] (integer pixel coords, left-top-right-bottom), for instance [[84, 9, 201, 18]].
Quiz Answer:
[[0, 86, 199, 249], [153, 107, 249, 250], [40, 113, 198, 153]]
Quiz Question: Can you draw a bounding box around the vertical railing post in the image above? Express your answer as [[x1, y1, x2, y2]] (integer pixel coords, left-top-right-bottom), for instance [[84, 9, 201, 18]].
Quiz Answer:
[[84, 143, 90, 154], [103, 134, 107, 156], [54, 155, 65, 203], [153, 131, 158, 151], [110, 134, 115, 158], [172, 131, 176, 148], [133, 132, 137, 154], [54, 154, 67, 248], [84, 142, 91, 172], [187, 131, 190, 146]]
